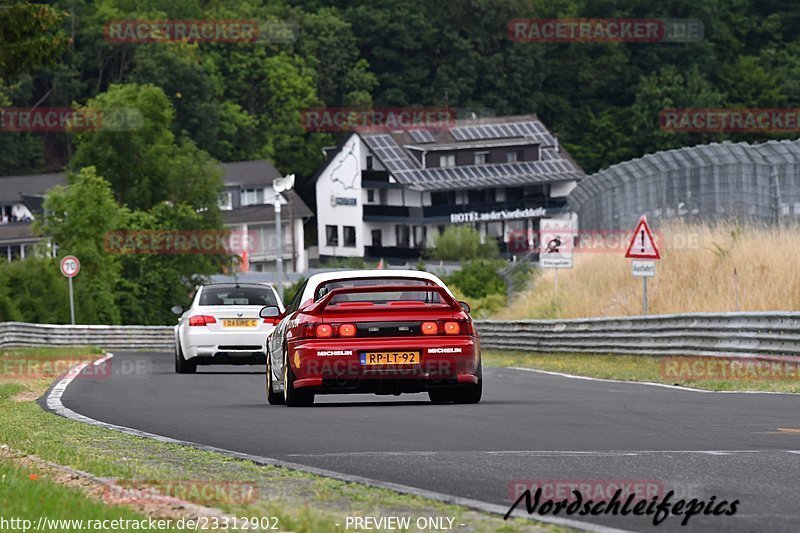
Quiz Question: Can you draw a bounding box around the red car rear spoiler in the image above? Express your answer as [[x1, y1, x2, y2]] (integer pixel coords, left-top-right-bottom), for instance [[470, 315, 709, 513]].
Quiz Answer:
[[304, 284, 460, 315]]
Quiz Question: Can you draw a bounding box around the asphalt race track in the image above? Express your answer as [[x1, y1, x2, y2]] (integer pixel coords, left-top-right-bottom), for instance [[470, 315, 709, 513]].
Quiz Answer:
[[54, 351, 800, 532]]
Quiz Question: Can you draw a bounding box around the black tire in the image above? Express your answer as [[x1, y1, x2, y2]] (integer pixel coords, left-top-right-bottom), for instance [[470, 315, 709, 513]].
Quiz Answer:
[[283, 349, 314, 407], [453, 362, 483, 404], [175, 341, 196, 374], [266, 354, 285, 405], [428, 389, 454, 404]]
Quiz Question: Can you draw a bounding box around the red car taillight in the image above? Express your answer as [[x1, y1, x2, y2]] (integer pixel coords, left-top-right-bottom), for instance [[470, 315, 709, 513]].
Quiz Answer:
[[421, 321, 439, 335], [339, 323, 356, 337], [444, 321, 460, 335], [315, 324, 333, 337], [189, 315, 216, 326]]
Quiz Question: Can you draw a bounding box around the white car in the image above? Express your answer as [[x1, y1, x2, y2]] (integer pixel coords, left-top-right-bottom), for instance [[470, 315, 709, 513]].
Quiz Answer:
[[172, 283, 284, 373]]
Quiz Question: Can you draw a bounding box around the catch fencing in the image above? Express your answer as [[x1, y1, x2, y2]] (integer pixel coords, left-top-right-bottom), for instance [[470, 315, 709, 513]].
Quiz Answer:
[[2, 312, 800, 358]]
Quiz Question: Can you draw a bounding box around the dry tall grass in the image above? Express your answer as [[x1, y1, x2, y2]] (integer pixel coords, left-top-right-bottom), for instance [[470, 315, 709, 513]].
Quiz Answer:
[[498, 221, 800, 319]]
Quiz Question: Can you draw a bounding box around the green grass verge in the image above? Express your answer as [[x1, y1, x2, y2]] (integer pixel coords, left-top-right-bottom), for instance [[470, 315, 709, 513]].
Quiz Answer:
[[0, 347, 564, 533], [0, 461, 184, 532], [482, 350, 800, 393]]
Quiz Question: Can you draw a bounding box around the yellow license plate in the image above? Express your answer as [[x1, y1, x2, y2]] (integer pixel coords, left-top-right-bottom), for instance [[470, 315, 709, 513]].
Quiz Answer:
[[222, 319, 258, 328], [361, 351, 420, 365]]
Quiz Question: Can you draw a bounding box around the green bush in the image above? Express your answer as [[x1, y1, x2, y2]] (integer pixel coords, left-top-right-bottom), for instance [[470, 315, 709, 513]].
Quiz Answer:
[[427, 226, 498, 261], [449, 286, 506, 319], [446, 259, 506, 299], [282, 276, 307, 304], [0, 258, 69, 323]]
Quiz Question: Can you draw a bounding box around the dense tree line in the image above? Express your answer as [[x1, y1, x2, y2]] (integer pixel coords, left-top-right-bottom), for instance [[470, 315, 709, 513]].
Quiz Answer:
[[2, 0, 800, 323], [4, 0, 800, 182]]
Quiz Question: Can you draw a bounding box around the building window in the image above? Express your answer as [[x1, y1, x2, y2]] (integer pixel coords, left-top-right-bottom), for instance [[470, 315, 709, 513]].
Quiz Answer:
[[396, 225, 411, 247], [506, 150, 520, 163], [371, 229, 382, 247], [474, 151, 489, 165], [343, 226, 356, 247], [367, 189, 375, 203], [366, 155, 374, 170], [326, 225, 339, 246], [219, 191, 233, 211], [439, 154, 456, 167], [242, 188, 264, 206]]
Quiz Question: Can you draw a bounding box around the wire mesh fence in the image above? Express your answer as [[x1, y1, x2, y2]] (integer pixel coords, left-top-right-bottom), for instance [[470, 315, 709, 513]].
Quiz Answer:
[[568, 140, 800, 230]]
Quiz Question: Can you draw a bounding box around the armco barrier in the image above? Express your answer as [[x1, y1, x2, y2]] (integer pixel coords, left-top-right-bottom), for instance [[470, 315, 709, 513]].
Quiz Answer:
[[0, 322, 173, 350], [474, 312, 800, 358], [2, 312, 800, 357]]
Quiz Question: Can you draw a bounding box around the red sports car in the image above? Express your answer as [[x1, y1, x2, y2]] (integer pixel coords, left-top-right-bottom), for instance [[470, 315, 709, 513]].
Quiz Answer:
[[262, 270, 482, 406]]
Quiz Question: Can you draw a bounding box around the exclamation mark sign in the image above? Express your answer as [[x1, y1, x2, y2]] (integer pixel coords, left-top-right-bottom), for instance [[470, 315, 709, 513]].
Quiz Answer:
[[640, 230, 645, 253]]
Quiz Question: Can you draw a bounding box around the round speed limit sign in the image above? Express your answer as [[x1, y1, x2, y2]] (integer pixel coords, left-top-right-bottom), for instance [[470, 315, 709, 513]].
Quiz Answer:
[[60, 255, 81, 278]]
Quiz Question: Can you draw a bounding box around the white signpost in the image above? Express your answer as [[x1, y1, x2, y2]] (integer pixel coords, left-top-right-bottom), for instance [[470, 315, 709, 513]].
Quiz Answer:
[[540, 218, 574, 290], [624, 216, 660, 314], [60, 255, 80, 325]]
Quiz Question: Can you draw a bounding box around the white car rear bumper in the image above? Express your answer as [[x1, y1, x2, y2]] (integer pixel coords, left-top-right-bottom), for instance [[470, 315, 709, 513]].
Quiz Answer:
[[182, 329, 270, 360]]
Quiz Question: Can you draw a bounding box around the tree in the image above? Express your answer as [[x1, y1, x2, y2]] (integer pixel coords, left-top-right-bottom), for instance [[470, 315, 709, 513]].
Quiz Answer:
[[69, 83, 223, 215], [129, 43, 253, 161], [0, 2, 70, 81], [35, 166, 126, 324]]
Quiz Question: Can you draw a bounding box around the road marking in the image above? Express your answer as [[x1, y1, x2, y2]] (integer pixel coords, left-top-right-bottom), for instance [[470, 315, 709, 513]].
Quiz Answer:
[[509, 366, 800, 395], [44, 353, 634, 533], [93, 353, 114, 366], [288, 449, 793, 458]]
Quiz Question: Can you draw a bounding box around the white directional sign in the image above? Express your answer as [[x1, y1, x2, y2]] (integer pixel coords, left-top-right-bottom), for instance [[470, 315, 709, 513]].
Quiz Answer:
[[60, 255, 81, 278], [625, 215, 661, 260], [632, 260, 656, 277], [539, 219, 573, 269]]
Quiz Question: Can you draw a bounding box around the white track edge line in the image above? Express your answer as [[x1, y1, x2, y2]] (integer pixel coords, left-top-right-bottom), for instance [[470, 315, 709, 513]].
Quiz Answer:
[[507, 366, 800, 395], [43, 353, 633, 533]]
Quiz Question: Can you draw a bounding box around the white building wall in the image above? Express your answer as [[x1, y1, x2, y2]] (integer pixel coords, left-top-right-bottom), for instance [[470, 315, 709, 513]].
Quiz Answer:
[[316, 134, 365, 257]]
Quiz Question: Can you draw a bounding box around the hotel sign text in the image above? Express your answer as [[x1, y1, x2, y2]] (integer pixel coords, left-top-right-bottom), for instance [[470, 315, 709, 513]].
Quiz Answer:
[[450, 207, 546, 224]]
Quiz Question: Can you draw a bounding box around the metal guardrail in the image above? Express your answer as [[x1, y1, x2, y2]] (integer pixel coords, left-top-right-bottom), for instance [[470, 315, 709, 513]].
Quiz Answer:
[[0, 322, 173, 350], [2, 312, 800, 358], [474, 312, 800, 358]]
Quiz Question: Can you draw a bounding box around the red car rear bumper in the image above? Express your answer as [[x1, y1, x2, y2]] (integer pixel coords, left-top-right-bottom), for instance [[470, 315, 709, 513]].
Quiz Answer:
[[287, 336, 480, 392]]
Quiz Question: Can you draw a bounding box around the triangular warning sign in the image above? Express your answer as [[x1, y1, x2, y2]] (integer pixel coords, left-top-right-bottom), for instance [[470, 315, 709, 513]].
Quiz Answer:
[[625, 215, 661, 259]]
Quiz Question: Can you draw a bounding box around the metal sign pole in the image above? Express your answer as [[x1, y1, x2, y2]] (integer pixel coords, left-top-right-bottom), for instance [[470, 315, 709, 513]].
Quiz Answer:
[[642, 276, 648, 315], [274, 200, 284, 302], [68, 276, 76, 325]]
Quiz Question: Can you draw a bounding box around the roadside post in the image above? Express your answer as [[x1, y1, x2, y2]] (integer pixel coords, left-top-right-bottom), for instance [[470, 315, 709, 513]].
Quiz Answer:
[[540, 219, 574, 291], [59, 255, 80, 325], [272, 173, 295, 302], [624, 216, 660, 314]]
